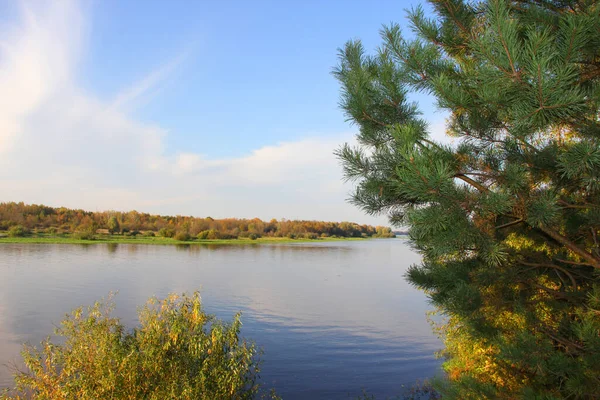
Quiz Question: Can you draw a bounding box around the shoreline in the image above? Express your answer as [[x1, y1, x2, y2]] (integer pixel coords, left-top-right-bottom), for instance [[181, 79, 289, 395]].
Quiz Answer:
[[0, 235, 379, 246]]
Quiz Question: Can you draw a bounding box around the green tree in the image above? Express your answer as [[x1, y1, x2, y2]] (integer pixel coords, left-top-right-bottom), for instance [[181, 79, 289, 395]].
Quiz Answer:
[[375, 226, 395, 238], [334, 0, 600, 398], [174, 231, 191, 241], [4, 293, 261, 400], [107, 216, 120, 234], [158, 227, 175, 238], [7, 225, 28, 238]]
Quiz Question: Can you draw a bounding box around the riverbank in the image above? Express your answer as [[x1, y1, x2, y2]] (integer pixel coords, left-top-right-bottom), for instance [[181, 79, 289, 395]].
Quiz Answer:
[[0, 234, 372, 246]]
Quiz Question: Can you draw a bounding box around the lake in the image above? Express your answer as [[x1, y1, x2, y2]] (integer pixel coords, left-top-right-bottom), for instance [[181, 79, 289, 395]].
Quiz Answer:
[[0, 239, 442, 399]]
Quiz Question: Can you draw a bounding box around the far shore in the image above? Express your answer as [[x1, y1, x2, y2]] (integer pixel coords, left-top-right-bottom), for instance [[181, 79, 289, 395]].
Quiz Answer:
[[0, 234, 381, 246]]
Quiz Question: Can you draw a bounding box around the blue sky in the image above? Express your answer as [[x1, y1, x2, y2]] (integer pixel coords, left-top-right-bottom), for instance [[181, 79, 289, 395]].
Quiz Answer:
[[0, 1, 446, 225]]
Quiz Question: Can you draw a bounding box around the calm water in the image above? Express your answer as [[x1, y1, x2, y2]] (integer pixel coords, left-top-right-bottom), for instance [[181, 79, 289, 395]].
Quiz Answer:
[[0, 239, 441, 399]]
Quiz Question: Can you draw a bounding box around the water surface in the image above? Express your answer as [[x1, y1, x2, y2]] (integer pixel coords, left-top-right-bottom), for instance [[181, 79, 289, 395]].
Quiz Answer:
[[0, 239, 441, 399]]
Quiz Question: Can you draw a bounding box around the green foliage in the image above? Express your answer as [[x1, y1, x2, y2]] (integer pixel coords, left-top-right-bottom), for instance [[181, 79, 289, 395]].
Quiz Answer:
[[196, 230, 210, 240], [174, 231, 191, 241], [7, 225, 27, 237], [107, 216, 120, 234], [197, 229, 219, 240], [72, 229, 95, 240], [374, 226, 395, 238], [74, 220, 98, 240], [335, 0, 600, 398], [197, 230, 237, 240], [4, 293, 261, 400], [158, 228, 175, 238]]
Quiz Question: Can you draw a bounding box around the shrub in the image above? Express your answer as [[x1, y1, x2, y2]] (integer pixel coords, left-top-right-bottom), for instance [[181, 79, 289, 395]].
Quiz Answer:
[[5, 293, 261, 400], [73, 230, 95, 240], [46, 227, 57, 235], [197, 230, 229, 240], [174, 231, 191, 241], [142, 231, 155, 237], [248, 233, 259, 240], [304, 232, 318, 240], [158, 228, 175, 238], [7, 225, 28, 237], [197, 230, 209, 240]]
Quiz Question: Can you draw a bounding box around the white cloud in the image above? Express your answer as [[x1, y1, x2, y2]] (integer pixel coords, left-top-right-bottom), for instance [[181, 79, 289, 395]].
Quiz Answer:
[[0, 1, 389, 226], [0, 0, 83, 155]]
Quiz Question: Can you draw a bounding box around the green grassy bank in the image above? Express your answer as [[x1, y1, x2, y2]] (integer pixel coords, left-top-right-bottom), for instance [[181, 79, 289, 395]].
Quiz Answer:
[[0, 233, 370, 246]]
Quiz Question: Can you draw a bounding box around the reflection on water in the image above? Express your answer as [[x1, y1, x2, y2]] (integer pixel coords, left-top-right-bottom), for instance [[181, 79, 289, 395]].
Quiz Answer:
[[0, 240, 442, 399], [106, 242, 119, 253]]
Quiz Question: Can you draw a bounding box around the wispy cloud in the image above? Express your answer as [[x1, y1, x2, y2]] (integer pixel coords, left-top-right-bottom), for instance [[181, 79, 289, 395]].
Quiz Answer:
[[110, 50, 190, 111], [0, 1, 388, 225], [0, 0, 83, 154]]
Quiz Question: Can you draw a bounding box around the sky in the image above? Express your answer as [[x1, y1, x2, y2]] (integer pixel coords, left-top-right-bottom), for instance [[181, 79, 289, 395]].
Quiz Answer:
[[0, 0, 447, 226]]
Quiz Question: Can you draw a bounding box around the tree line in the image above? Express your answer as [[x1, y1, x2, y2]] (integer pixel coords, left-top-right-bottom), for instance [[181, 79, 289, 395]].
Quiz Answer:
[[0, 202, 395, 240]]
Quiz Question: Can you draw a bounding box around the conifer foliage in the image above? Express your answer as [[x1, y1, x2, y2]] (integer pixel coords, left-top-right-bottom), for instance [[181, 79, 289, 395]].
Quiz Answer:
[[335, 0, 600, 398]]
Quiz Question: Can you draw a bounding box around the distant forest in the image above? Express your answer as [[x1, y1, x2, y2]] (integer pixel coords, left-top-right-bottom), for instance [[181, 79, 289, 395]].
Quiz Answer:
[[0, 202, 395, 240]]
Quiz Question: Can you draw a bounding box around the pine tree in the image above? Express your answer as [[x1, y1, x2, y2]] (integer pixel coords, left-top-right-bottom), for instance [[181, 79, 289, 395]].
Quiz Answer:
[[334, 0, 600, 398]]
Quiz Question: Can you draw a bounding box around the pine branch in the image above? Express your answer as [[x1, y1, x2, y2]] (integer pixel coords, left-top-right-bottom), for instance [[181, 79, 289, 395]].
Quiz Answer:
[[361, 111, 387, 127], [495, 218, 524, 230], [519, 260, 578, 288], [537, 225, 600, 269], [538, 326, 585, 354], [496, 20, 519, 79], [528, 281, 573, 301], [555, 258, 595, 267], [454, 173, 490, 192], [439, 0, 470, 34]]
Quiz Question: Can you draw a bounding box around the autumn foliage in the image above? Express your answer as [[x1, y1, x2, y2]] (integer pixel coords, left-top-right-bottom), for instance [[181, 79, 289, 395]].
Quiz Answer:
[[0, 202, 394, 240], [2, 293, 263, 400]]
